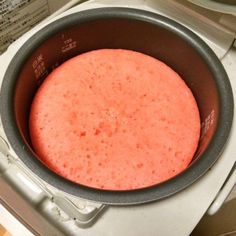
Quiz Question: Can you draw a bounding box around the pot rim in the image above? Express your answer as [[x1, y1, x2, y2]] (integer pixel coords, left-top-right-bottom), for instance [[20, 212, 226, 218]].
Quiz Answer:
[[0, 7, 234, 205]]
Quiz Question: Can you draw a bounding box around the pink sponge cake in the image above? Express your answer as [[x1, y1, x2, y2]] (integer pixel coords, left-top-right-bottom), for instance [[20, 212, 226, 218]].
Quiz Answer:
[[29, 49, 200, 190]]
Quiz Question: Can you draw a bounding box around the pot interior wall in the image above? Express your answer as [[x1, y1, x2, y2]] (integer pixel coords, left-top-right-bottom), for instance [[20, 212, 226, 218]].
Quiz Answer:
[[14, 17, 219, 168]]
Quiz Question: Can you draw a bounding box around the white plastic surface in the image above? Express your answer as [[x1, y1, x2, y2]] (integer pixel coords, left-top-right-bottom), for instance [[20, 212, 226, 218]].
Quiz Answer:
[[208, 166, 236, 215], [188, 0, 236, 16]]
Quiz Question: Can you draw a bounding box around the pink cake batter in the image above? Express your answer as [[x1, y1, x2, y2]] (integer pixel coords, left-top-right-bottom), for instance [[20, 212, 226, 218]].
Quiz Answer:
[[29, 49, 200, 190]]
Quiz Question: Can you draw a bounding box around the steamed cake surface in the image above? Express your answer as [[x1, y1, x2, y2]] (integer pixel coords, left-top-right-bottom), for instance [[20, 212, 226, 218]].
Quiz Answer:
[[29, 49, 200, 190]]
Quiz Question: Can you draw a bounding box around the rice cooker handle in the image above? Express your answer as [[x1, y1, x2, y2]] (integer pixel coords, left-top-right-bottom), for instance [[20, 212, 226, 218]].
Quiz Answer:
[[207, 162, 236, 215]]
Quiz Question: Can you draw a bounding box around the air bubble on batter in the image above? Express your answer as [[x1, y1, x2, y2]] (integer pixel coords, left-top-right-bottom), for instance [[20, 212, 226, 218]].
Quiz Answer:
[[62, 163, 67, 169], [69, 168, 74, 175], [94, 129, 101, 135], [136, 163, 144, 168], [115, 183, 121, 189], [122, 129, 127, 134], [80, 131, 86, 137], [160, 117, 166, 122], [126, 76, 131, 81], [86, 168, 92, 174], [174, 151, 182, 158]]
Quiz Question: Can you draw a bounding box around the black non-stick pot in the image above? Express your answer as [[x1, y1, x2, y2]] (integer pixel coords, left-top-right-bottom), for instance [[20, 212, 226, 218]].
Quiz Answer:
[[0, 7, 233, 205]]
